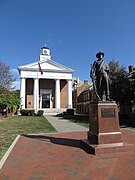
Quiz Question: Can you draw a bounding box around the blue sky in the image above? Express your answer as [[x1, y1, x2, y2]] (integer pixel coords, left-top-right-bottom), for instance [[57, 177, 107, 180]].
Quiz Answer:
[[0, 0, 135, 89]]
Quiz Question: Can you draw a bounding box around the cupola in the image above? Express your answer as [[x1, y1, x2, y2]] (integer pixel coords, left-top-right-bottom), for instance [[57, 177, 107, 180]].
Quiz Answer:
[[40, 42, 51, 61]]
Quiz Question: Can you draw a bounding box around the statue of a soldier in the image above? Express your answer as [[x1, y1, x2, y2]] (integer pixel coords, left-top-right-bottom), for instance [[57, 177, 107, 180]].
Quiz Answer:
[[90, 52, 110, 101]]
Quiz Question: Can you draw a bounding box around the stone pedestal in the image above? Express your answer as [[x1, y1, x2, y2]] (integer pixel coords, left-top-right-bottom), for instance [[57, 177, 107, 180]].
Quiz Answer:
[[81, 101, 134, 155]]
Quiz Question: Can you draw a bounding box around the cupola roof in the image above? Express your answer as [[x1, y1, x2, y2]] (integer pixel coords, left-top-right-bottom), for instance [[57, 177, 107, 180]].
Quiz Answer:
[[40, 41, 50, 49]]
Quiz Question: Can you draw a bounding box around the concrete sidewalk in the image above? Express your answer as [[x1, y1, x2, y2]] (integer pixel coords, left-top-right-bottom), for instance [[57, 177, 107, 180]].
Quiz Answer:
[[45, 115, 88, 132]]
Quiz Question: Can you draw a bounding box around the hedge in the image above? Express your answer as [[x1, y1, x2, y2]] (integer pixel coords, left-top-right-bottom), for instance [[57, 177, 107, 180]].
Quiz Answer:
[[66, 108, 74, 115]]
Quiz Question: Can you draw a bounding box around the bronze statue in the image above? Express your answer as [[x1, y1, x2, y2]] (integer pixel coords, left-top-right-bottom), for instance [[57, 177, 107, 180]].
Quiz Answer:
[[90, 52, 110, 101]]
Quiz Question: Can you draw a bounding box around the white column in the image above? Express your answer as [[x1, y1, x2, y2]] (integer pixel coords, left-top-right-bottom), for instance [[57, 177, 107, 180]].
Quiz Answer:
[[20, 77, 26, 109], [34, 78, 39, 113], [67, 79, 72, 108], [55, 79, 60, 108]]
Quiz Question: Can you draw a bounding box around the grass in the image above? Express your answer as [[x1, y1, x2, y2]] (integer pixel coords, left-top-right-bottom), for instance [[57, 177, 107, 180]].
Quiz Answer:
[[57, 114, 135, 130], [68, 119, 89, 128], [119, 118, 135, 129], [0, 115, 56, 160], [120, 124, 135, 130], [57, 114, 89, 128]]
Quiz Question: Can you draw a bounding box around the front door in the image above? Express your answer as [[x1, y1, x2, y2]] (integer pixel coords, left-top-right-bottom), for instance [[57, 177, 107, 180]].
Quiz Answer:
[[42, 94, 50, 108]]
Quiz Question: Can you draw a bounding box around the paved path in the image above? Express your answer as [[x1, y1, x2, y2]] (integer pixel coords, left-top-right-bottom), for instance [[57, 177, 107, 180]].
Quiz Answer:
[[45, 115, 88, 132]]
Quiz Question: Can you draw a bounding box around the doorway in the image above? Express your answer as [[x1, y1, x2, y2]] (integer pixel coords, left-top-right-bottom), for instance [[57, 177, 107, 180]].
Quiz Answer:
[[42, 94, 50, 108], [40, 89, 52, 109]]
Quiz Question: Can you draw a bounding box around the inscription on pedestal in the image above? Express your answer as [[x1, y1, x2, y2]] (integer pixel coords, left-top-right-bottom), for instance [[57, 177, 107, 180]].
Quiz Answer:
[[101, 108, 116, 118]]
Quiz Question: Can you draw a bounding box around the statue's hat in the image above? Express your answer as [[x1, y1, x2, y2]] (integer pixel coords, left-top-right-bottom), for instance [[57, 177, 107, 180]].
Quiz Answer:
[[96, 51, 104, 58]]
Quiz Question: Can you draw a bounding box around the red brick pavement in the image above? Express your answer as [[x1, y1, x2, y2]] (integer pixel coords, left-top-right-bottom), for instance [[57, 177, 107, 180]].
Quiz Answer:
[[0, 129, 135, 180]]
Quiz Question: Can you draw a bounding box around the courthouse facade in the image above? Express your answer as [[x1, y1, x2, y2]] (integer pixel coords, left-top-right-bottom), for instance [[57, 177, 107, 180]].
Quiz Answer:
[[18, 44, 74, 113]]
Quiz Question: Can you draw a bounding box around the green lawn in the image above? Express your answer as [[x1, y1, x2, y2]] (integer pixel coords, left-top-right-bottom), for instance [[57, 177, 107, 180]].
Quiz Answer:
[[57, 114, 89, 128], [0, 115, 56, 160], [57, 114, 135, 130], [68, 118, 89, 128]]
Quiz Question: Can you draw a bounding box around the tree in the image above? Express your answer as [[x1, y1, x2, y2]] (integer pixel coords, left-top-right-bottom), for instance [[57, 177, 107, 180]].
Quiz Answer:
[[0, 90, 20, 116], [109, 60, 127, 84], [0, 60, 16, 93], [126, 70, 135, 104], [0, 61, 19, 116], [108, 60, 128, 102]]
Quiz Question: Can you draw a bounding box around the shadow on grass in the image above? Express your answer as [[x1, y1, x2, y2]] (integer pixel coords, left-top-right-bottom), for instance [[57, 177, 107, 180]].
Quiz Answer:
[[56, 114, 135, 129], [119, 117, 135, 129], [56, 114, 89, 123], [117, 113, 135, 128]]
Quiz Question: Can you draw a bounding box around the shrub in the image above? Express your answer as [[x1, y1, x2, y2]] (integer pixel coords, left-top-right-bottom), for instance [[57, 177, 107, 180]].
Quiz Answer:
[[66, 108, 74, 115], [34, 113, 37, 116], [29, 110, 35, 116], [37, 110, 44, 116], [20, 109, 25, 116], [20, 109, 29, 116], [63, 111, 67, 115], [0, 109, 6, 116], [24, 110, 29, 116]]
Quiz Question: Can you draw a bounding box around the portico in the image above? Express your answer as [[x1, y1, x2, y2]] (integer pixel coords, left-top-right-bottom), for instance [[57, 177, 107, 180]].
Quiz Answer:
[[18, 43, 74, 113]]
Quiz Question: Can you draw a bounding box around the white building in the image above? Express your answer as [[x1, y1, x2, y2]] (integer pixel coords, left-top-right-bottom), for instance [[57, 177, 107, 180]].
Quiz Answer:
[[18, 43, 74, 113]]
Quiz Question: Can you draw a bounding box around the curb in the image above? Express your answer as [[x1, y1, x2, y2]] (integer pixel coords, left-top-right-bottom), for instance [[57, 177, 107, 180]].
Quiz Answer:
[[0, 135, 20, 170]]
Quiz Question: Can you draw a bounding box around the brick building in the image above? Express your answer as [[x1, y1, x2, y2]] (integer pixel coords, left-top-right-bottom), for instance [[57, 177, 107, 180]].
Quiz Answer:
[[72, 80, 92, 113], [76, 84, 96, 114]]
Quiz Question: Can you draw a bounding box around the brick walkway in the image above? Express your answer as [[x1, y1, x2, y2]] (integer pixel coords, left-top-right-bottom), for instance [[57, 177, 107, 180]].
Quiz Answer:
[[0, 129, 135, 180]]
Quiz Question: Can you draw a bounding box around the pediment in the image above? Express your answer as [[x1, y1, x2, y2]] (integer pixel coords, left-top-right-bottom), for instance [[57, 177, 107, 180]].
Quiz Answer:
[[18, 59, 74, 73]]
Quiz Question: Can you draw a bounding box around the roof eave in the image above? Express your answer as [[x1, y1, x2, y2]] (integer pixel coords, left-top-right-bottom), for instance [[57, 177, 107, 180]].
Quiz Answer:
[[18, 67, 74, 73]]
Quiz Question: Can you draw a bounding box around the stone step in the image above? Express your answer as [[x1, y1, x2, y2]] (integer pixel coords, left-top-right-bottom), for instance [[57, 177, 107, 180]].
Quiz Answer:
[[41, 108, 66, 115]]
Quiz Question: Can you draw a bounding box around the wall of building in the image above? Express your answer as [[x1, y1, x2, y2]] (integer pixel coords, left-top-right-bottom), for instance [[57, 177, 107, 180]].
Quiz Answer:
[[72, 80, 90, 109], [60, 80, 68, 108], [40, 79, 55, 108], [25, 78, 69, 109], [26, 78, 34, 108], [76, 89, 96, 114], [40, 79, 68, 108]]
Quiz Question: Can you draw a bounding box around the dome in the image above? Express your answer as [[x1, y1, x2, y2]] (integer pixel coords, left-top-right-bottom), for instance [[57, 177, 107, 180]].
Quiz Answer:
[[40, 41, 50, 50], [40, 46, 50, 50]]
